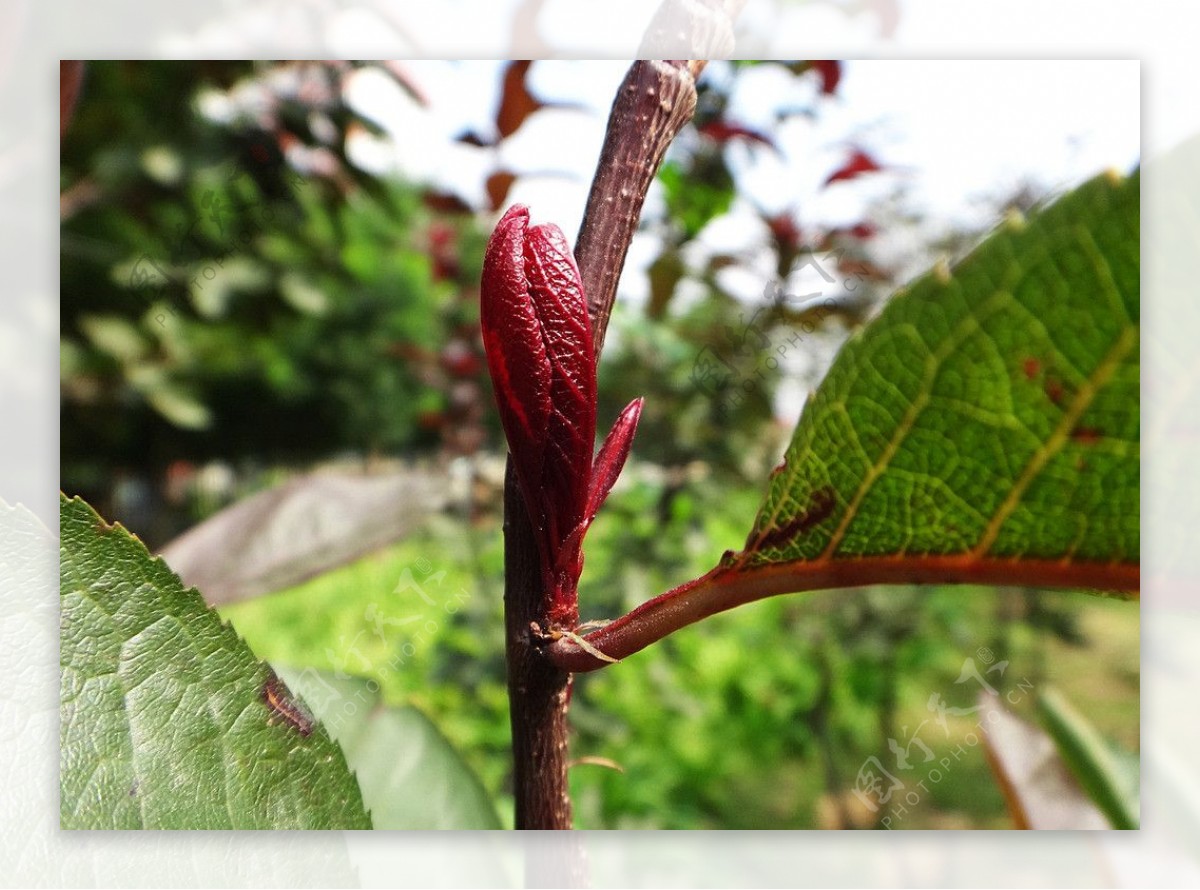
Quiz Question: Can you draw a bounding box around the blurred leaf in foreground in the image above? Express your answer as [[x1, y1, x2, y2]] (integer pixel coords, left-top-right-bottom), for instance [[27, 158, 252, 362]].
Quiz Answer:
[[60, 494, 371, 829]]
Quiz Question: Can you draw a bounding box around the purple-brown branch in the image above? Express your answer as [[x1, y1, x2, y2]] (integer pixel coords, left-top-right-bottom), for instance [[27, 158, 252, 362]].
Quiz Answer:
[[499, 60, 703, 830], [575, 60, 700, 353]]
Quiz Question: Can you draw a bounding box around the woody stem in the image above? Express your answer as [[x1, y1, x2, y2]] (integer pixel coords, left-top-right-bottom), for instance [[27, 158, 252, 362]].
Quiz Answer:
[[503, 59, 703, 831]]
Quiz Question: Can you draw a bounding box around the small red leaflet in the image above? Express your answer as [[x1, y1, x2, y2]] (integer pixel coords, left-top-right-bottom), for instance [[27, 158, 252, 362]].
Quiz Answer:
[[823, 148, 884, 187]]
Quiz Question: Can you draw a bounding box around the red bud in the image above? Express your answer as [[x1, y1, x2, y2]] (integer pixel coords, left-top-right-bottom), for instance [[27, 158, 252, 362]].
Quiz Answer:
[[587, 398, 643, 523], [481, 205, 642, 626]]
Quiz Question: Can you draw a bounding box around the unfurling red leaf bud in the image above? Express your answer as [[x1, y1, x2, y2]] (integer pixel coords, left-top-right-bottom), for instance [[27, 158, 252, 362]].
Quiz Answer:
[[481, 205, 642, 627]]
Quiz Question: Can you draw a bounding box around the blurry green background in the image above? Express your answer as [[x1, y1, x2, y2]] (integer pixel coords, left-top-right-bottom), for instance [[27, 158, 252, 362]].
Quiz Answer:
[[60, 60, 1138, 829]]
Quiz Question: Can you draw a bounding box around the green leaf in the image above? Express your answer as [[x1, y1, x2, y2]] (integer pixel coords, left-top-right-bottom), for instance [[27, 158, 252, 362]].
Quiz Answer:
[[79, 314, 149, 363], [554, 170, 1139, 672], [278, 667, 502, 829], [1036, 685, 1139, 830], [59, 494, 372, 829], [738, 169, 1139, 586]]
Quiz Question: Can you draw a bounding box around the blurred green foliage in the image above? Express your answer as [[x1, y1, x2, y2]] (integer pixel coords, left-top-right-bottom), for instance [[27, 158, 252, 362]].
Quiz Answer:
[[61, 62, 491, 525], [223, 470, 1138, 830], [599, 302, 784, 482]]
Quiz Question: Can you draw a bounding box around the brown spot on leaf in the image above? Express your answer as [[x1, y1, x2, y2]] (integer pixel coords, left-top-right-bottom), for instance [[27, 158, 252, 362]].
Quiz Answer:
[[750, 486, 837, 551], [1022, 357, 1040, 380], [1045, 377, 1065, 405], [262, 674, 314, 737], [1072, 426, 1102, 445]]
